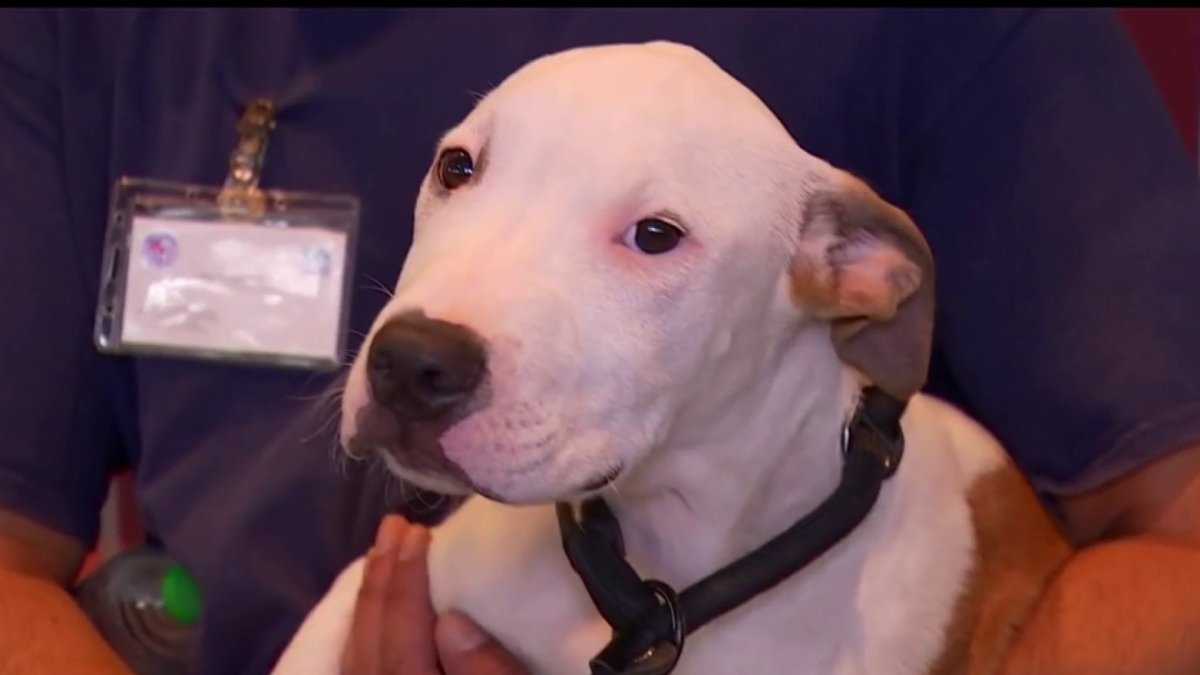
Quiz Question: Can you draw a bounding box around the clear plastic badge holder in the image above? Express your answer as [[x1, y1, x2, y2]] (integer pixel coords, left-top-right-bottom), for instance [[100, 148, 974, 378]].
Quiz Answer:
[[95, 178, 358, 371], [94, 99, 359, 371]]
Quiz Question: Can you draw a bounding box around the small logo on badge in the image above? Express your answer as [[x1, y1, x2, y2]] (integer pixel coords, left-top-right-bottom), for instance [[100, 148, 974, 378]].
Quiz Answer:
[[302, 246, 332, 277], [142, 233, 178, 268]]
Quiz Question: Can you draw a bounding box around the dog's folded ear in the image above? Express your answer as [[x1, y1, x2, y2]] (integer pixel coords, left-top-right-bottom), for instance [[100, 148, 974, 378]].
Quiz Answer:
[[789, 171, 936, 401]]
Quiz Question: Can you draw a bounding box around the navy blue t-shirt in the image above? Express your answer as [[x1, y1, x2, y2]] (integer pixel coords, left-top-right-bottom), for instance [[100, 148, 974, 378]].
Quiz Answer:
[[2, 8, 1199, 674]]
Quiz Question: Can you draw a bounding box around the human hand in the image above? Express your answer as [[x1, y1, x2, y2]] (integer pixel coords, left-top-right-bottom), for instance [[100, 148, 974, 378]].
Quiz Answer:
[[340, 514, 529, 675]]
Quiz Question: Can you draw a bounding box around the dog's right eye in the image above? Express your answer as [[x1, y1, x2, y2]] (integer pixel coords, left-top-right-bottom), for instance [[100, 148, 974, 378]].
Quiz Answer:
[[623, 218, 686, 255], [436, 148, 474, 190]]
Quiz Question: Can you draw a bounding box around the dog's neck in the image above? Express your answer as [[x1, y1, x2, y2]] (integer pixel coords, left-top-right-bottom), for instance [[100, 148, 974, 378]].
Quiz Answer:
[[606, 324, 862, 589]]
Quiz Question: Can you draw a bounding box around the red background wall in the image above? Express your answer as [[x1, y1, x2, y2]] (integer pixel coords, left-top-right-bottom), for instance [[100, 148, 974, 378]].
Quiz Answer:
[[1118, 8, 1200, 159]]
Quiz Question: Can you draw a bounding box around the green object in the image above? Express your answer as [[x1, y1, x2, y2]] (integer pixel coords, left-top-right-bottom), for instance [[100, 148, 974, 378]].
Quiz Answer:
[[160, 563, 202, 625]]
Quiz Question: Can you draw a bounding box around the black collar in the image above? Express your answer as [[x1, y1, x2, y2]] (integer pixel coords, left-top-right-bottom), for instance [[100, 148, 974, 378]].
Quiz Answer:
[[555, 387, 907, 675]]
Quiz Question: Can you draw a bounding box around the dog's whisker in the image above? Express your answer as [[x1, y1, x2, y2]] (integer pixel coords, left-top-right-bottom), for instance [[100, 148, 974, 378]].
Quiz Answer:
[[374, 468, 452, 519], [323, 423, 359, 475], [409, 488, 449, 517], [338, 339, 370, 368], [467, 85, 494, 103], [288, 369, 350, 403], [362, 275, 395, 300], [381, 465, 399, 505], [386, 472, 451, 520], [296, 378, 349, 447], [302, 406, 343, 446], [330, 444, 354, 477]]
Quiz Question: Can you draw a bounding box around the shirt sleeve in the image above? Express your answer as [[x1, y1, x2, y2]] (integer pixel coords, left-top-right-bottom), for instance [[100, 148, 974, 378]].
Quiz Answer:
[[902, 8, 1200, 495], [0, 10, 123, 545]]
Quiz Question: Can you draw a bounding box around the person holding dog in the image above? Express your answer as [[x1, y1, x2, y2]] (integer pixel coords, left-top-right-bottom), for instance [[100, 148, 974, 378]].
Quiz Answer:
[[0, 8, 1198, 675]]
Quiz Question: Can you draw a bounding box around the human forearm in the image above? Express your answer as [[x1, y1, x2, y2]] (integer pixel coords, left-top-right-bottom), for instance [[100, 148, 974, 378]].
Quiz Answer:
[[0, 567, 132, 675], [1003, 535, 1200, 675]]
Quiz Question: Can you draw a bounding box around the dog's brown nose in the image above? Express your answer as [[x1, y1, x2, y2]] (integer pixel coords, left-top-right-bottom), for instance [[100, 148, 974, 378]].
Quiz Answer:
[[366, 315, 487, 420]]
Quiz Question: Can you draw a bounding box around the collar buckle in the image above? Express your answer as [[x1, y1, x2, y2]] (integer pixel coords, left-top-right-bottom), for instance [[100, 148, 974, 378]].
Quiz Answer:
[[590, 580, 686, 675], [840, 390, 905, 478]]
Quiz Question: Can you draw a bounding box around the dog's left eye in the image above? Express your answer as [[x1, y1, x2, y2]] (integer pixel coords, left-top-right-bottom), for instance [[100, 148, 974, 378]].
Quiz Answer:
[[436, 148, 475, 190], [623, 218, 686, 255]]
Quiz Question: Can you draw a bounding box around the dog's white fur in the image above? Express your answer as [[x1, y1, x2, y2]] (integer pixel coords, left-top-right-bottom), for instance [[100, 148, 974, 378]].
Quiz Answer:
[[271, 42, 1026, 675]]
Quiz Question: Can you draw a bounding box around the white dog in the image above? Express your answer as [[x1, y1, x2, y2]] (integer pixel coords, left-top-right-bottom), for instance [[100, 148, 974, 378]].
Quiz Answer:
[[273, 41, 1071, 675]]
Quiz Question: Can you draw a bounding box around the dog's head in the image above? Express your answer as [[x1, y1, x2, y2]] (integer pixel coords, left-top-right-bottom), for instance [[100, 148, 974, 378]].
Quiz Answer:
[[341, 42, 934, 503]]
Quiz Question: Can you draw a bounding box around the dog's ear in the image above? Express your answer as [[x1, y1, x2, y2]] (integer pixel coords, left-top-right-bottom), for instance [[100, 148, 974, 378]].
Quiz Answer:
[[789, 171, 936, 400]]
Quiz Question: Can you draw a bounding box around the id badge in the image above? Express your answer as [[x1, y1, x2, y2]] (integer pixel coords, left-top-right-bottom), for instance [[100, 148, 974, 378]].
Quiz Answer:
[[94, 99, 359, 371], [95, 178, 358, 370]]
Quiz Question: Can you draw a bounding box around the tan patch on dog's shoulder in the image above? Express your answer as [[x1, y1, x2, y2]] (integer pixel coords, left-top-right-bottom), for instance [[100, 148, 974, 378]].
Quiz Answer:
[[927, 461, 1074, 675]]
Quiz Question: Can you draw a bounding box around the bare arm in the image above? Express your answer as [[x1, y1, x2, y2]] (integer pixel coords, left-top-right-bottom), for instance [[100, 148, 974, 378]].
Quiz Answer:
[[1002, 443, 1200, 675], [0, 509, 131, 675]]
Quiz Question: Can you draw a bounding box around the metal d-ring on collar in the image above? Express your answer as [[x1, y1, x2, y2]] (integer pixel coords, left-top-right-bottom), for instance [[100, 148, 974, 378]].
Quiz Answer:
[[556, 386, 908, 675]]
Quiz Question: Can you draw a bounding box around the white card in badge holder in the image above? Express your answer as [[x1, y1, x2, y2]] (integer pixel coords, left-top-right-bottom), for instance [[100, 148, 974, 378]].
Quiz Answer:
[[95, 98, 360, 371], [95, 180, 358, 370]]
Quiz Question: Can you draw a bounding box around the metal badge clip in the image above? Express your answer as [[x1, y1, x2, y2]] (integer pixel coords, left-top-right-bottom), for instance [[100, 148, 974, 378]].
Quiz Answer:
[[217, 97, 277, 219]]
